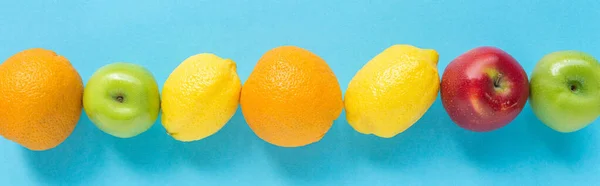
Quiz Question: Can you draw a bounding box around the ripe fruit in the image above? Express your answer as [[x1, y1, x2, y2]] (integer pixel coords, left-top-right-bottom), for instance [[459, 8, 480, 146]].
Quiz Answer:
[[345, 44, 440, 138], [240, 46, 343, 147], [530, 51, 600, 132], [83, 62, 160, 138], [0, 48, 83, 151], [440, 46, 529, 132], [161, 53, 241, 142]]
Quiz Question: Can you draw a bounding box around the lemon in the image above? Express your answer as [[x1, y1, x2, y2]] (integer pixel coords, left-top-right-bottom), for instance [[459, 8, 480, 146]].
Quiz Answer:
[[344, 45, 440, 138], [161, 53, 241, 141]]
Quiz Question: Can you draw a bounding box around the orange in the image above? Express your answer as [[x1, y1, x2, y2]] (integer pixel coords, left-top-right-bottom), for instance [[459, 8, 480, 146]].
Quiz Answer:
[[0, 48, 83, 151], [240, 46, 343, 147]]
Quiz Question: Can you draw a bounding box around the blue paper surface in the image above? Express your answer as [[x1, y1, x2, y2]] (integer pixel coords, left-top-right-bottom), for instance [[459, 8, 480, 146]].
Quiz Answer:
[[0, 0, 599, 185]]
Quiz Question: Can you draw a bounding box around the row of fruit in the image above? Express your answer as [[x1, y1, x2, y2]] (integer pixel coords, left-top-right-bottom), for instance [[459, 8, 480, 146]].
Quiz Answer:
[[0, 45, 598, 151]]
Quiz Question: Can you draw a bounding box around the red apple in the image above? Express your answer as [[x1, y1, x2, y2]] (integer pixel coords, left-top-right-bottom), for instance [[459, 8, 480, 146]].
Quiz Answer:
[[440, 46, 529, 132]]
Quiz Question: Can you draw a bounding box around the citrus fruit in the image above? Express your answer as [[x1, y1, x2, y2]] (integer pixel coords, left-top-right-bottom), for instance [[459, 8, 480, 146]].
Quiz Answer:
[[161, 53, 241, 142], [345, 44, 439, 138], [0, 48, 83, 151], [240, 46, 343, 147]]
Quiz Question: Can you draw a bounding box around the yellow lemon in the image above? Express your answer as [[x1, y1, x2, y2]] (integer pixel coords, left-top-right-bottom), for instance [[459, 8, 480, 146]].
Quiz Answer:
[[161, 53, 241, 141], [344, 45, 439, 138]]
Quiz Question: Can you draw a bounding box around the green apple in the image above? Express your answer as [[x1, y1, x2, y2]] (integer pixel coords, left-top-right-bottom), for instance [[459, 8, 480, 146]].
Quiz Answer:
[[83, 62, 160, 138], [530, 50, 600, 132]]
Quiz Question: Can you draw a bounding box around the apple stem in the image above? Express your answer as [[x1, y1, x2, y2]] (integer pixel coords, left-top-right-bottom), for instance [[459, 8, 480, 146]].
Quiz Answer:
[[567, 80, 582, 93], [494, 74, 503, 88], [115, 95, 124, 103]]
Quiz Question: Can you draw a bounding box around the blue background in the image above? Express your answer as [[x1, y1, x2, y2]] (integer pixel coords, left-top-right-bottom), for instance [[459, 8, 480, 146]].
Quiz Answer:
[[0, 0, 599, 185]]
